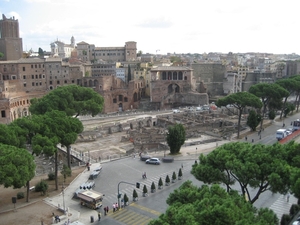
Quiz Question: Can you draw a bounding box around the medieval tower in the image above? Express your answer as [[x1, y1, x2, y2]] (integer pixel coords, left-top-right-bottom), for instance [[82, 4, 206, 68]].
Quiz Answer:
[[0, 14, 23, 61]]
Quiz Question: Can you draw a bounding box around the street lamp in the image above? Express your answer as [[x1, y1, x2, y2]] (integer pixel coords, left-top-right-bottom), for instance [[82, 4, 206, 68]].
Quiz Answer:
[[62, 183, 66, 214], [196, 147, 197, 160]]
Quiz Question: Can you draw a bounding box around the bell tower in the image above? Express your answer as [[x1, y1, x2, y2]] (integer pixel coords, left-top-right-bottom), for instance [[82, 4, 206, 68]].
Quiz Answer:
[[0, 14, 23, 60]]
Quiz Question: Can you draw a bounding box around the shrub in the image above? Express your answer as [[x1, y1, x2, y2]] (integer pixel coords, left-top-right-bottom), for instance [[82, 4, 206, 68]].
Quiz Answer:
[[48, 172, 55, 180], [289, 204, 300, 216], [143, 185, 148, 194], [151, 182, 156, 190], [172, 171, 177, 180], [123, 193, 129, 203], [35, 180, 48, 195], [280, 214, 291, 225], [158, 177, 163, 187], [165, 175, 170, 184], [133, 189, 138, 199], [17, 192, 24, 199], [178, 168, 183, 177]]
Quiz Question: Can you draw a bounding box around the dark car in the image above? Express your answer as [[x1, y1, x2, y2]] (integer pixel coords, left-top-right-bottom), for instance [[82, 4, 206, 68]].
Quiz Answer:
[[140, 155, 151, 161], [145, 158, 161, 165]]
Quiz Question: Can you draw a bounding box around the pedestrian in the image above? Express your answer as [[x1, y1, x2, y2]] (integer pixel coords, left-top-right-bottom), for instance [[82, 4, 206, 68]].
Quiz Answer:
[[181, 163, 183, 169], [98, 211, 101, 221], [115, 202, 119, 211], [113, 203, 115, 212], [287, 193, 290, 202], [252, 139, 254, 143], [106, 206, 109, 214], [245, 136, 247, 141], [104, 206, 107, 216]]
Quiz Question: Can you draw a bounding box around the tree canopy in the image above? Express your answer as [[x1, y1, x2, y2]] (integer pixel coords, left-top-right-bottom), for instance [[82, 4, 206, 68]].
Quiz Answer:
[[166, 124, 186, 154], [191, 142, 292, 204], [149, 181, 278, 225], [0, 143, 36, 189], [216, 92, 262, 138], [249, 83, 289, 129], [29, 85, 104, 117]]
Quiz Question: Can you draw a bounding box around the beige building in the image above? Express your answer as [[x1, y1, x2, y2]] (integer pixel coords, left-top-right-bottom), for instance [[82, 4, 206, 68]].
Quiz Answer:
[[77, 41, 137, 63]]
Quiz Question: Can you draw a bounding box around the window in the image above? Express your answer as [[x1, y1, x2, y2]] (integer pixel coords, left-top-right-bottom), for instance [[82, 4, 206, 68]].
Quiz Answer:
[[31, 65, 33, 68], [50, 81, 52, 85], [35, 75, 38, 79], [1, 110, 6, 118], [32, 82, 35, 86], [39, 82, 42, 86], [39, 74, 41, 78], [35, 65, 37, 68], [31, 75, 34, 79], [23, 75, 26, 79], [57, 80, 60, 84], [23, 67, 25, 71], [23, 83, 26, 87], [64, 80, 67, 84], [113, 98, 117, 103]]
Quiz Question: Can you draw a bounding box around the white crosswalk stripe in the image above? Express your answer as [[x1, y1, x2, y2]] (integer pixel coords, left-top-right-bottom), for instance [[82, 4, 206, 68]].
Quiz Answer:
[[269, 194, 297, 221]]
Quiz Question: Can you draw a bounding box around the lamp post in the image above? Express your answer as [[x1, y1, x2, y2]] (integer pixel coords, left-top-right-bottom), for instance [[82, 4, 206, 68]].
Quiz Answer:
[[62, 183, 66, 214], [195, 147, 197, 161]]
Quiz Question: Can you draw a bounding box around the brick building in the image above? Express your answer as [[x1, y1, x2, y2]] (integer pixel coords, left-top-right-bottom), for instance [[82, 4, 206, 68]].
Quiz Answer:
[[150, 66, 208, 109], [0, 14, 23, 61], [0, 57, 144, 124]]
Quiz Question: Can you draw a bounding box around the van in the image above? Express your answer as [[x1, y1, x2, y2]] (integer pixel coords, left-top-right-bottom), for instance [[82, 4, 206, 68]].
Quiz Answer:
[[276, 129, 287, 141]]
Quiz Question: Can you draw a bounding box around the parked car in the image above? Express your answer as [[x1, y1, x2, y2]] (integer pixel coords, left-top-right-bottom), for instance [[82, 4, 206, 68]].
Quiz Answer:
[[293, 217, 300, 225], [145, 158, 161, 165], [140, 155, 151, 161], [173, 109, 181, 113]]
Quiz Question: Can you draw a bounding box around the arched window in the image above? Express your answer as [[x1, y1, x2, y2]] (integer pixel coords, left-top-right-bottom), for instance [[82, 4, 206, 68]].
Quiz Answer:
[[178, 71, 183, 80], [162, 72, 167, 80], [173, 72, 177, 80]]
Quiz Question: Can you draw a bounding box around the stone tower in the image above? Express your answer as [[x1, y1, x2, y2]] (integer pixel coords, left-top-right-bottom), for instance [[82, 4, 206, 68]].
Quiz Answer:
[[125, 41, 137, 61], [0, 14, 23, 60]]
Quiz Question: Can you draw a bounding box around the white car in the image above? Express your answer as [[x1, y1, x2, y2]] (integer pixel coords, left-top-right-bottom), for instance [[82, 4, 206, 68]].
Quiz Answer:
[[293, 217, 300, 225], [145, 158, 161, 165], [173, 109, 181, 113]]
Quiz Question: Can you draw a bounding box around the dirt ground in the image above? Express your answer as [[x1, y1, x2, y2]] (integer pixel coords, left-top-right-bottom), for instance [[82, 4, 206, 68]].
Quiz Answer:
[[0, 167, 85, 225]]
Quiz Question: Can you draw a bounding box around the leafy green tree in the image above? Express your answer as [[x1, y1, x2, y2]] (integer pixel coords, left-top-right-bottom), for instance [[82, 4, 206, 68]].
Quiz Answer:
[[61, 164, 72, 182], [29, 84, 104, 117], [133, 189, 138, 200], [0, 143, 36, 202], [166, 124, 186, 154], [276, 77, 298, 119], [35, 180, 48, 195], [149, 181, 278, 225], [268, 110, 276, 120], [39, 110, 83, 170], [172, 171, 177, 181], [246, 110, 261, 131], [249, 83, 289, 129], [0, 52, 4, 58], [216, 92, 262, 138], [0, 124, 21, 147], [283, 102, 295, 117], [191, 142, 291, 204], [290, 75, 300, 111], [123, 193, 129, 203]]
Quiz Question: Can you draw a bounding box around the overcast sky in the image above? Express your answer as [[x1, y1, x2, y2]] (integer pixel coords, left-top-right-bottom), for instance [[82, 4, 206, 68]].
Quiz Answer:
[[1, 0, 299, 55]]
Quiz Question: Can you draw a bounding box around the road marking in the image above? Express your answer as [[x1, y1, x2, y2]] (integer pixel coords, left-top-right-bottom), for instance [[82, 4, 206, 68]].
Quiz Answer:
[[130, 203, 161, 216]]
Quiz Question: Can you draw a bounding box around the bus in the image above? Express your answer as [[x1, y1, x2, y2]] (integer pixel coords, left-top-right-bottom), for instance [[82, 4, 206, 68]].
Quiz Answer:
[[77, 190, 104, 209], [292, 119, 300, 131]]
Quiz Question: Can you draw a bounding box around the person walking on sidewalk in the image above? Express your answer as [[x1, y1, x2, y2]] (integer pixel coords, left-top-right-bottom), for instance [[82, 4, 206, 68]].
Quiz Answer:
[[98, 211, 102, 221], [113, 203, 116, 212]]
